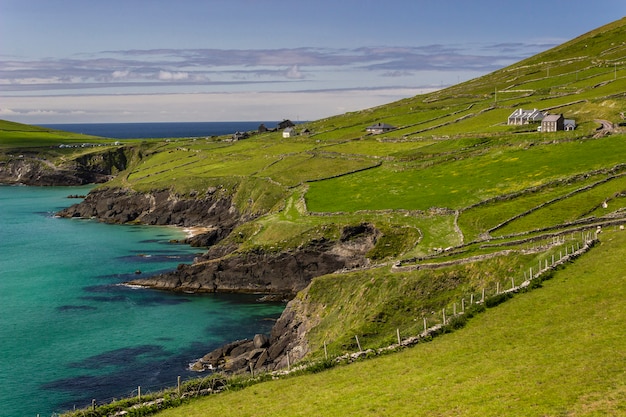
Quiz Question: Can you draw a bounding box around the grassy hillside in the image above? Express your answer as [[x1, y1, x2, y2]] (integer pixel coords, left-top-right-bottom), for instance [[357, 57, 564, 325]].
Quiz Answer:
[[155, 228, 626, 417], [7, 16, 624, 416], [0, 119, 114, 149]]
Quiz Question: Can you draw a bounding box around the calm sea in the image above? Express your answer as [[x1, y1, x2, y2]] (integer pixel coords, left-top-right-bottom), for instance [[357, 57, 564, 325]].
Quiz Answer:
[[38, 121, 281, 139], [0, 185, 285, 416]]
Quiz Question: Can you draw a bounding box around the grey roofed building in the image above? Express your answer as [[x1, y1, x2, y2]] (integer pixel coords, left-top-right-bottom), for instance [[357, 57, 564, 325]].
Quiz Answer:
[[541, 114, 565, 132], [365, 122, 396, 134], [564, 119, 577, 131], [507, 108, 546, 125]]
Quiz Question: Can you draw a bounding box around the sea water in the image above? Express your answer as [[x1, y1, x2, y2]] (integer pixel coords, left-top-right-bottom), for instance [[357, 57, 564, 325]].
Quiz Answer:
[[38, 122, 281, 139], [0, 185, 285, 416]]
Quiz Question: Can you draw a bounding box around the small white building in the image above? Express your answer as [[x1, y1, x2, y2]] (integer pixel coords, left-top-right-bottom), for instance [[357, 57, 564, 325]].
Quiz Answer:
[[282, 127, 296, 138]]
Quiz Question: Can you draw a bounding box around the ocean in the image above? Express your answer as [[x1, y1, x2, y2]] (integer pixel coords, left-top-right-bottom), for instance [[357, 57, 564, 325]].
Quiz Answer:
[[0, 185, 285, 416], [38, 121, 281, 139]]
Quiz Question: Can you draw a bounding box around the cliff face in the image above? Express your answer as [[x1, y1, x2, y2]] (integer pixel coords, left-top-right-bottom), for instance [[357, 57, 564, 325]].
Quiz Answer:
[[0, 147, 129, 185], [58, 187, 239, 226], [128, 223, 378, 295], [186, 224, 380, 375], [58, 185, 379, 375]]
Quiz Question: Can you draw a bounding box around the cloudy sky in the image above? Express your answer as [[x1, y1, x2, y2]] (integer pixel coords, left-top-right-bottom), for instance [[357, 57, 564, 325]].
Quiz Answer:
[[1, 0, 624, 123]]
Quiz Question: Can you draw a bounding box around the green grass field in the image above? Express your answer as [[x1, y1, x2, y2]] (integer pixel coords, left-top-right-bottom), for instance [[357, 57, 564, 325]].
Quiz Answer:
[[155, 229, 626, 417]]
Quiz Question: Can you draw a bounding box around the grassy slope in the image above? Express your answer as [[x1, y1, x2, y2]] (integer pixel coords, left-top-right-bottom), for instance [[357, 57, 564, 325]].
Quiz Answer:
[[0, 119, 104, 148], [158, 228, 626, 417]]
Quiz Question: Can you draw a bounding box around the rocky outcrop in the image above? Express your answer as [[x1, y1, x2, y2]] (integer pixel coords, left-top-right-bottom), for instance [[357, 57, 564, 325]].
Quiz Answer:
[[0, 147, 129, 185], [127, 223, 379, 295], [186, 224, 380, 374], [57, 187, 241, 242], [59, 183, 379, 375], [190, 262, 346, 374], [189, 280, 325, 374]]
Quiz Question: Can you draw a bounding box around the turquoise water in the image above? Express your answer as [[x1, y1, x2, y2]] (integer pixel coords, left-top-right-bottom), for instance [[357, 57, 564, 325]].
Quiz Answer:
[[0, 186, 285, 416]]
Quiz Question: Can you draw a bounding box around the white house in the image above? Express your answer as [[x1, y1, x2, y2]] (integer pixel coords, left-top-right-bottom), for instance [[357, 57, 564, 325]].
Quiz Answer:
[[282, 127, 296, 138], [507, 108, 545, 125]]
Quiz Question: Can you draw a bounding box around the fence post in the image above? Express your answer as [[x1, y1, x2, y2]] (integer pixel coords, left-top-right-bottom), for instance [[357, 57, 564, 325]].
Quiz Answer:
[[423, 317, 427, 332], [324, 340, 328, 360], [397, 328, 401, 345], [481, 288, 485, 303], [462, 298, 465, 313], [138, 386, 141, 401], [250, 362, 255, 377], [470, 293, 474, 305], [442, 308, 446, 325], [355, 335, 362, 352], [496, 282, 500, 294]]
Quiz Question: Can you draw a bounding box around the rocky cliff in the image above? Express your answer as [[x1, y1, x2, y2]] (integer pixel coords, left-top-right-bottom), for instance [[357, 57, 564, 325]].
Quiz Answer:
[[128, 223, 378, 295], [189, 294, 315, 374], [187, 224, 379, 374], [59, 185, 379, 375], [0, 147, 129, 185]]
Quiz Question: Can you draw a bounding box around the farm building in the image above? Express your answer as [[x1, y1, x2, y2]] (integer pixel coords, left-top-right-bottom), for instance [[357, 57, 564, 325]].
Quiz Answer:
[[366, 123, 396, 134], [507, 108, 545, 125], [541, 114, 565, 132], [564, 119, 577, 131], [277, 119, 295, 130], [283, 127, 296, 138]]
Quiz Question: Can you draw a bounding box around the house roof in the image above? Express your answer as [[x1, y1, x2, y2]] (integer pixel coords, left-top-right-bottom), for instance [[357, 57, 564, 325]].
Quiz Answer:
[[366, 123, 396, 130], [508, 108, 544, 119], [542, 114, 563, 122]]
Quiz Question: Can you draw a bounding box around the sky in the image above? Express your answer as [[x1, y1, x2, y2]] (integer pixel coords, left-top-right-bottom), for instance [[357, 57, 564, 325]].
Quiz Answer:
[[1, 0, 624, 124]]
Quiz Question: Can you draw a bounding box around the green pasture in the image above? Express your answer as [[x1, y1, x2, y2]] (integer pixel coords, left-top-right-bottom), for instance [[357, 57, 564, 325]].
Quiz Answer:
[[155, 229, 626, 417], [493, 173, 626, 237], [0, 119, 113, 149], [457, 173, 605, 242], [306, 135, 626, 213]]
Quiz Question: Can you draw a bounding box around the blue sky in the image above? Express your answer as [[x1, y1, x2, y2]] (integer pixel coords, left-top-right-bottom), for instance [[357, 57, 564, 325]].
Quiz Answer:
[[1, 0, 624, 123]]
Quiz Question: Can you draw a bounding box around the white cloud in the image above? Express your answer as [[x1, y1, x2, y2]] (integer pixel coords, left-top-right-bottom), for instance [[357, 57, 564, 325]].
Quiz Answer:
[[286, 65, 304, 79], [112, 70, 130, 79], [158, 70, 189, 81]]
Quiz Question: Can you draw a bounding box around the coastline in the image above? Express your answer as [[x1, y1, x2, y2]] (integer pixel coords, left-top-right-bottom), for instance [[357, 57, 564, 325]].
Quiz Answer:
[[182, 226, 215, 238]]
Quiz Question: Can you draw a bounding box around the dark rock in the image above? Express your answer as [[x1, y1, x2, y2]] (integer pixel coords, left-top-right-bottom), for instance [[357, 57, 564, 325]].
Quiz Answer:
[[0, 148, 130, 186]]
